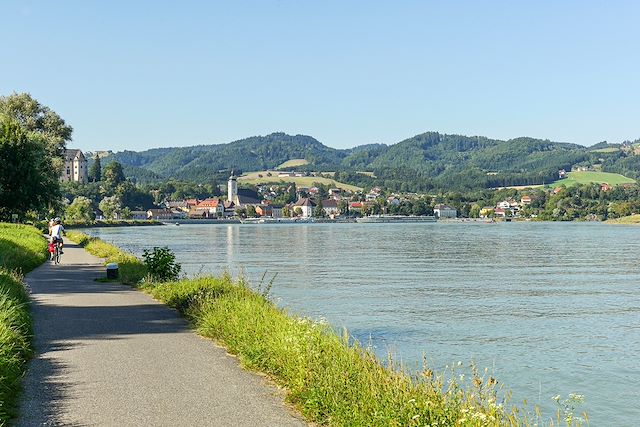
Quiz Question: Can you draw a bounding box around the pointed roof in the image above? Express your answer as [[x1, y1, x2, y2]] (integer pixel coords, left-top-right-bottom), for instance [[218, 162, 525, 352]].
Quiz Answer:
[[294, 197, 316, 207], [64, 149, 85, 161]]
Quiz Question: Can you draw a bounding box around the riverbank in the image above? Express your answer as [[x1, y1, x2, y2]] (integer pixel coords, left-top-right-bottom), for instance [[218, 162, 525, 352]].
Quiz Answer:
[[67, 230, 564, 426], [64, 219, 163, 228], [0, 223, 47, 424], [605, 214, 640, 224]]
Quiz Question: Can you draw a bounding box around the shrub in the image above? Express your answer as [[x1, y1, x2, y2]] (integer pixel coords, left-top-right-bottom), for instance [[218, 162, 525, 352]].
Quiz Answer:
[[142, 247, 181, 282]]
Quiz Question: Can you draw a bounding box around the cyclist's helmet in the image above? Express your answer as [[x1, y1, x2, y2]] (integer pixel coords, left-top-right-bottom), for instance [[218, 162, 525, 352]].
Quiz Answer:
[[54, 218, 61, 224]]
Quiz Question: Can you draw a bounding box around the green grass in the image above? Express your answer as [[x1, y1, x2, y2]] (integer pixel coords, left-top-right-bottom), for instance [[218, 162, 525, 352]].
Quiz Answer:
[[276, 159, 309, 169], [0, 223, 48, 424], [238, 171, 362, 192], [589, 147, 619, 153], [551, 171, 635, 188], [66, 231, 147, 285]]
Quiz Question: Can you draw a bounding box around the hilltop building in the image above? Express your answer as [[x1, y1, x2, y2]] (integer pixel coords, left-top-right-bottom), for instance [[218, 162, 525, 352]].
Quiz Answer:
[[60, 149, 89, 183]]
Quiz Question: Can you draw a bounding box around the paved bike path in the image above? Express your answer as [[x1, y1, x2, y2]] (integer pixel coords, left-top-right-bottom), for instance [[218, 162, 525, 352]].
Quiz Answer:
[[18, 240, 306, 426]]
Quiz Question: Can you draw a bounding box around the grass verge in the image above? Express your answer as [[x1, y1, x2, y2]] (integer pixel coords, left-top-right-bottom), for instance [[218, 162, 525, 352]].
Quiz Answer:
[[66, 231, 147, 285], [0, 223, 47, 424], [70, 231, 587, 426]]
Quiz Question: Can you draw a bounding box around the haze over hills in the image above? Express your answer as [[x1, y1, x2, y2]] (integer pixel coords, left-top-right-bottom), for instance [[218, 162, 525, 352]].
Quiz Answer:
[[98, 131, 640, 191]]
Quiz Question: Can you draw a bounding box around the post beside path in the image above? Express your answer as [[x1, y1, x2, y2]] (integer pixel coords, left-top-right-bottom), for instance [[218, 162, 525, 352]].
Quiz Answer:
[[18, 240, 305, 426]]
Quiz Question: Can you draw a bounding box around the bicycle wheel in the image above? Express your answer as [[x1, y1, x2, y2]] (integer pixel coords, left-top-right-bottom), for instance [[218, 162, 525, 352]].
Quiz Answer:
[[54, 247, 60, 264]]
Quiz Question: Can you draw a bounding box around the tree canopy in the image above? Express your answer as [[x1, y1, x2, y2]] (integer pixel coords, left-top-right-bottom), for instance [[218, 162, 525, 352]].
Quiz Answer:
[[0, 92, 72, 163], [0, 117, 61, 220]]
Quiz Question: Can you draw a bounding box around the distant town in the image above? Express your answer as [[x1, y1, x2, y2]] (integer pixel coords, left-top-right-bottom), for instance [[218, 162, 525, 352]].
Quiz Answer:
[[59, 147, 640, 224]]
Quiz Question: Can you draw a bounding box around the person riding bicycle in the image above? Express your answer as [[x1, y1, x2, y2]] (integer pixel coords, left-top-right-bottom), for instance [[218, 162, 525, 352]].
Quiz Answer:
[[50, 218, 66, 254]]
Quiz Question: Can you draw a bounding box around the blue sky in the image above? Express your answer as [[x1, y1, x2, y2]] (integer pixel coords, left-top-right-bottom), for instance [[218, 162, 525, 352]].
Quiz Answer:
[[2, 1, 639, 152]]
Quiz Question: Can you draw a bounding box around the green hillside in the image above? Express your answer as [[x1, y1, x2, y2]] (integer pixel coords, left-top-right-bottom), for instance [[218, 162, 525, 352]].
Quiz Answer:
[[551, 171, 635, 187], [100, 131, 640, 192]]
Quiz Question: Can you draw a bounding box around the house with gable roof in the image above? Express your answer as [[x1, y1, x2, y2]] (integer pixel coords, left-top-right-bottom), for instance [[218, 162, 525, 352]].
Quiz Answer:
[[293, 197, 316, 218], [61, 149, 89, 183]]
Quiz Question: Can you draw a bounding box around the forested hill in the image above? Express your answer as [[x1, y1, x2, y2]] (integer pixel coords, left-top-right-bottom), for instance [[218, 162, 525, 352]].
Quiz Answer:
[[100, 131, 636, 191], [108, 133, 347, 179]]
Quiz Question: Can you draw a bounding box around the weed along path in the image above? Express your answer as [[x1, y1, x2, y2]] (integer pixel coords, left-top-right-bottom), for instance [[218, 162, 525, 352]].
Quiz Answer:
[[17, 241, 306, 426]]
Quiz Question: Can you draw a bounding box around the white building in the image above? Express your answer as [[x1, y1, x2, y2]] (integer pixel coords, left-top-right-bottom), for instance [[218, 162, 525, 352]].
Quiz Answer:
[[321, 199, 339, 217], [130, 211, 148, 220], [60, 149, 89, 183], [293, 198, 316, 218], [433, 204, 457, 219]]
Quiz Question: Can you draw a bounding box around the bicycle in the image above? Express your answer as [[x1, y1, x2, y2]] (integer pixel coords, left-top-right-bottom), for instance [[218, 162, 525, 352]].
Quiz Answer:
[[50, 239, 63, 264]]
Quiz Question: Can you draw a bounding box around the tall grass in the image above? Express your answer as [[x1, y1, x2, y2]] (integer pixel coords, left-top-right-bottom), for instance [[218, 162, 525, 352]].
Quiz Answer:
[[66, 231, 146, 285], [0, 223, 47, 425]]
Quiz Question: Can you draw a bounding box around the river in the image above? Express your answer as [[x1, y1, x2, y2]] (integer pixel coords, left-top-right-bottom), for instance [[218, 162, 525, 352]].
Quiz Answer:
[[82, 221, 640, 425]]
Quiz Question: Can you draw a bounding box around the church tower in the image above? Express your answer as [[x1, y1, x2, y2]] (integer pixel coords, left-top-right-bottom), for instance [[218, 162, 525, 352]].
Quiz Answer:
[[227, 172, 238, 205]]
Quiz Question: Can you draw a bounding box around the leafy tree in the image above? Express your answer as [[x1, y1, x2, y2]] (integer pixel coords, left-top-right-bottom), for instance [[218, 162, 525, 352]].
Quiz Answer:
[[0, 92, 72, 160], [102, 161, 125, 189], [246, 205, 257, 217], [116, 181, 155, 210], [313, 200, 324, 217], [121, 207, 132, 219], [337, 200, 349, 215], [0, 118, 60, 221], [99, 195, 122, 219], [65, 196, 94, 221], [282, 205, 290, 217], [61, 181, 102, 206], [89, 155, 102, 182], [293, 206, 302, 216]]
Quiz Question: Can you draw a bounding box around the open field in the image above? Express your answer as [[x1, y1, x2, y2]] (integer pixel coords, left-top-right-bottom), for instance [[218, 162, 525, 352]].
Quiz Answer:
[[238, 171, 362, 192], [590, 147, 620, 153], [497, 184, 544, 190], [551, 171, 635, 188], [606, 214, 640, 224], [276, 159, 309, 169]]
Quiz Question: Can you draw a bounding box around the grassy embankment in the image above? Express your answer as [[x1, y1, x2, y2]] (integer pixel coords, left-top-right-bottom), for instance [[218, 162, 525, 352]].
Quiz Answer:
[[605, 214, 640, 224], [69, 230, 585, 426], [0, 223, 47, 424]]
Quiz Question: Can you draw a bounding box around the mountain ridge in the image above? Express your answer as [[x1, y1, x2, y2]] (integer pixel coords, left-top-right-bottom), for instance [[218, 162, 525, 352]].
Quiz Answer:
[[98, 131, 638, 191]]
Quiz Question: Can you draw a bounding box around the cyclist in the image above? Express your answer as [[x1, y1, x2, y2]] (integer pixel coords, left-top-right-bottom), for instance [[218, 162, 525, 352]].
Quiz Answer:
[[50, 217, 66, 255]]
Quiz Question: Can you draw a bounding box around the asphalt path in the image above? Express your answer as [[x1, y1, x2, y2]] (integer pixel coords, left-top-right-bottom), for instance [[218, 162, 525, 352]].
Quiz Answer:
[[17, 240, 306, 426]]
